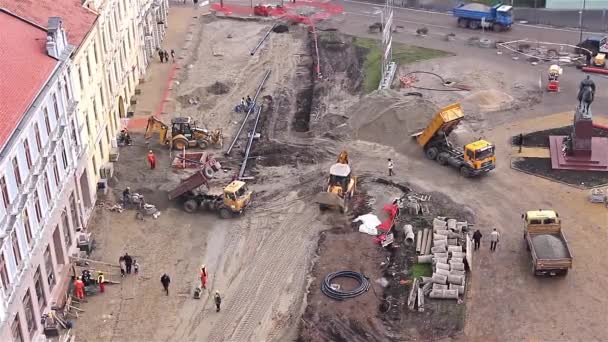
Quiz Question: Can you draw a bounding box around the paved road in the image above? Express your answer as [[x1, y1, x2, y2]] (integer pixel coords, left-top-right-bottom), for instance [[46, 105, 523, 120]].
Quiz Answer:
[[338, 0, 604, 45]]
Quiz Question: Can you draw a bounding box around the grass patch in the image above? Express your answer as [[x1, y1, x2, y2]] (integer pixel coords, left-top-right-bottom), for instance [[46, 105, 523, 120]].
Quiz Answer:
[[353, 37, 451, 93], [411, 263, 433, 279]]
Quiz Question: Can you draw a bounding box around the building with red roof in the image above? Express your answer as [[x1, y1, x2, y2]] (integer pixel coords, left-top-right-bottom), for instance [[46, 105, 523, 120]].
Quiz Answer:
[[0, 9, 85, 342]]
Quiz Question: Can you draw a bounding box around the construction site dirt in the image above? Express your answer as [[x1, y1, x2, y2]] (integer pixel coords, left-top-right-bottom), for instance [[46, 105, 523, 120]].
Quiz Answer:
[[72, 6, 608, 342]]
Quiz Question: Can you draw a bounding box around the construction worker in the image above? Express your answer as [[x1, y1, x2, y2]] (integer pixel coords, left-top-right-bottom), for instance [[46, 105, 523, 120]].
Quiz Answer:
[[122, 187, 131, 207], [74, 276, 85, 300], [214, 291, 222, 312], [200, 265, 208, 289], [548, 64, 562, 81], [490, 228, 500, 251], [472, 230, 482, 250], [161, 274, 171, 296], [387, 158, 394, 176], [147, 150, 156, 169], [97, 272, 105, 293]]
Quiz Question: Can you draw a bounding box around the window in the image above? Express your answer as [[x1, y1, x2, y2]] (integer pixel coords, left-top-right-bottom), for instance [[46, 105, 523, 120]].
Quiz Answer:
[[100, 86, 105, 108], [99, 141, 104, 159], [93, 42, 99, 64], [0, 176, 10, 208], [78, 67, 84, 91], [93, 98, 98, 123], [86, 54, 92, 77], [44, 244, 56, 289], [92, 156, 98, 177], [71, 120, 79, 147], [61, 143, 68, 169], [12, 230, 22, 267], [53, 156, 61, 186], [0, 252, 9, 291], [53, 94, 60, 121], [34, 267, 47, 313], [34, 191, 42, 223], [64, 75, 71, 101], [43, 174, 51, 203], [23, 289, 37, 336], [62, 210, 72, 247], [23, 140, 32, 169], [34, 124, 42, 152], [102, 30, 108, 53], [23, 209, 33, 246], [44, 113, 51, 136], [70, 193, 79, 230], [12, 157, 22, 186], [11, 314, 24, 342]]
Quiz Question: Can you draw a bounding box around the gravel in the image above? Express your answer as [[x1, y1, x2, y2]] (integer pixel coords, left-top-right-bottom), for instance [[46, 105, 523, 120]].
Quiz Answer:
[[531, 234, 570, 259]]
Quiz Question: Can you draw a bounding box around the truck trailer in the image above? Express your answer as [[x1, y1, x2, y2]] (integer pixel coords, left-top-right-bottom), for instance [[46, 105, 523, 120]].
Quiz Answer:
[[523, 210, 573, 276]]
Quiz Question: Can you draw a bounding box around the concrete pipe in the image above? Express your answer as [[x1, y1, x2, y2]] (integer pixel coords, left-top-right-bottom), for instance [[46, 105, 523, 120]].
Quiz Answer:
[[447, 219, 457, 230], [422, 281, 433, 295], [429, 289, 459, 299], [447, 238, 458, 246], [417, 254, 433, 263], [448, 274, 465, 285], [418, 287, 425, 312], [436, 262, 450, 271], [431, 273, 447, 285], [433, 218, 447, 231], [424, 229, 433, 255], [450, 262, 465, 271], [420, 276, 432, 285], [431, 245, 447, 253], [404, 225, 415, 244], [450, 270, 466, 277], [449, 283, 465, 295], [436, 268, 450, 276], [416, 230, 423, 253], [433, 252, 448, 259], [434, 233, 448, 240], [432, 283, 448, 290], [451, 257, 464, 264], [420, 228, 429, 255], [451, 251, 465, 259], [435, 229, 451, 236], [433, 257, 448, 265], [433, 239, 447, 247], [448, 245, 463, 253]]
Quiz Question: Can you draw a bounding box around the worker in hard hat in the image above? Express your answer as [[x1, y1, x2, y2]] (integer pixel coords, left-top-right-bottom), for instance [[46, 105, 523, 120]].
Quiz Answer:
[[548, 64, 562, 81]]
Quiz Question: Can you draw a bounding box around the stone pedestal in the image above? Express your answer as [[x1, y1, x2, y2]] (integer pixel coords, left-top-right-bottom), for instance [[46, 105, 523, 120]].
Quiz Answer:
[[571, 107, 593, 156]]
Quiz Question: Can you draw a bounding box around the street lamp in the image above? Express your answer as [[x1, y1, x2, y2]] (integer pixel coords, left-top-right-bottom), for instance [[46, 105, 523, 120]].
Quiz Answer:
[[579, 0, 586, 43]]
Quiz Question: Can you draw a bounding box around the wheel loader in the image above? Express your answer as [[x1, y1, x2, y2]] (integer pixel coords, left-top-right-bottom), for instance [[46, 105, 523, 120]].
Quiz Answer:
[[144, 116, 223, 150], [315, 150, 356, 213]]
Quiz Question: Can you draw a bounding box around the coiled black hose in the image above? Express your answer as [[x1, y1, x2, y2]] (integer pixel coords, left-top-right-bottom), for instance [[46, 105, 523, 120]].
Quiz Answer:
[[321, 271, 370, 300]]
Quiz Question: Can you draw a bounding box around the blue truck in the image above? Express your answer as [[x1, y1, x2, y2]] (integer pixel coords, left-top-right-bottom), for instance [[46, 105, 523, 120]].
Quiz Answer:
[[452, 3, 513, 32]]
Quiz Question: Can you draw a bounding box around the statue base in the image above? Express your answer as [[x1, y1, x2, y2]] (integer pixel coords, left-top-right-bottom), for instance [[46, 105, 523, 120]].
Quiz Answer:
[[549, 135, 608, 171]]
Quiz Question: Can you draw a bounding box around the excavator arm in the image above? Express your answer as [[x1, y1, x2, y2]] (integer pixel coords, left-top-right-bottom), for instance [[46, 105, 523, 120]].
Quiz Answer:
[[144, 116, 170, 145]]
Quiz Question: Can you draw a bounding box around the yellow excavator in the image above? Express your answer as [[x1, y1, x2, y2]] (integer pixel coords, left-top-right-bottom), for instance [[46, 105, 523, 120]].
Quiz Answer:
[[144, 116, 223, 150], [315, 150, 356, 213]]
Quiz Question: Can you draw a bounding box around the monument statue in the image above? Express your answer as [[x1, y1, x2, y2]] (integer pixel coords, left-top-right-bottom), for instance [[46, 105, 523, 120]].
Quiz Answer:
[[577, 75, 595, 116]]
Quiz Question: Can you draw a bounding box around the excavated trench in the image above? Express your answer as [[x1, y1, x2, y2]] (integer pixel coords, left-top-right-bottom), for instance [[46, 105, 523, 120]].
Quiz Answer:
[[292, 37, 315, 133]]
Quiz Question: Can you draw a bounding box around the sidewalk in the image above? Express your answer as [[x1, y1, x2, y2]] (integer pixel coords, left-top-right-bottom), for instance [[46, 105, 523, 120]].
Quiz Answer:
[[128, 4, 204, 130]]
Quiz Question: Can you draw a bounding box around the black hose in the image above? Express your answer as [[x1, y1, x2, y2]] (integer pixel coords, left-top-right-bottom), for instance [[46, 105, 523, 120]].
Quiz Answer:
[[321, 271, 370, 300]]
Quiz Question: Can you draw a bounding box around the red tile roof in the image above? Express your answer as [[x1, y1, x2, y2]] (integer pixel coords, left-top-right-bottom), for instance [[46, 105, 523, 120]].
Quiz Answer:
[[0, 0, 98, 48], [0, 11, 57, 150]]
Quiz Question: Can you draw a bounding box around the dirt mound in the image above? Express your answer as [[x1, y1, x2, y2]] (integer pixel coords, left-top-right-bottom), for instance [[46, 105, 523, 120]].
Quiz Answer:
[[463, 89, 514, 112], [206, 81, 231, 95], [349, 90, 439, 154]]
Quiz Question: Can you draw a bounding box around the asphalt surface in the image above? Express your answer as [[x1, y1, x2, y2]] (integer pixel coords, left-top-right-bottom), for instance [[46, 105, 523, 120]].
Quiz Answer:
[[338, 0, 605, 45]]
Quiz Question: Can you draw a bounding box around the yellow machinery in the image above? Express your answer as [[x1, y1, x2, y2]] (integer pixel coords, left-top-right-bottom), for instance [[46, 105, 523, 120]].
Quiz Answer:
[[315, 150, 356, 213], [593, 53, 606, 67], [413, 103, 495, 177], [144, 116, 223, 150]]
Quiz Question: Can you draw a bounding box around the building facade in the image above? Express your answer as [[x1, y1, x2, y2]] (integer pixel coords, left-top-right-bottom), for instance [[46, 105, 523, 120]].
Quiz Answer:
[[0, 11, 85, 342]]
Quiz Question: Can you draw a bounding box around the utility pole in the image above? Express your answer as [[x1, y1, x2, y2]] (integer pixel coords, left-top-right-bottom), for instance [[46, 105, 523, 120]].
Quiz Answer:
[[579, 0, 586, 43]]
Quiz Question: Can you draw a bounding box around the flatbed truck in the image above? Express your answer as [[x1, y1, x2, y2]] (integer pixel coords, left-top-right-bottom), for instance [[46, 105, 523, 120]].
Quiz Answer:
[[523, 210, 573, 276]]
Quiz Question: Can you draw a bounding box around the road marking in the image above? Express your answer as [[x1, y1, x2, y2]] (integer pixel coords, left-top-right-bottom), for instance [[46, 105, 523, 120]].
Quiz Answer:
[[342, 0, 605, 35]]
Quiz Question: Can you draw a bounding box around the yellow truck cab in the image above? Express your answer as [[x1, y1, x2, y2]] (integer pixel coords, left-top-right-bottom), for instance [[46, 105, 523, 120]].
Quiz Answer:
[[224, 181, 252, 213], [523, 210, 572, 276], [464, 140, 496, 170]]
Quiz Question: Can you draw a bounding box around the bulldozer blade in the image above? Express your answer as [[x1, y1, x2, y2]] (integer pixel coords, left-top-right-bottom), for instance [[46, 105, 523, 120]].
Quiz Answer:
[[314, 192, 345, 209]]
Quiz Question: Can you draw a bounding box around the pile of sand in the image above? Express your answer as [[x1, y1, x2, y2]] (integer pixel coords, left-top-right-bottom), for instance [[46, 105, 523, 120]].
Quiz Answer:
[[463, 89, 514, 113], [531, 234, 569, 259], [348, 91, 439, 154]]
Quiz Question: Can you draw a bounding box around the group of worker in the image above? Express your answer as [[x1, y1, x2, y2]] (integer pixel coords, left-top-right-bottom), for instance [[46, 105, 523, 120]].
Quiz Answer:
[[472, 228, 501, 251], [159, 264, 222, 312], [72, 270, 107, 300], [237, 95, 254, 112]]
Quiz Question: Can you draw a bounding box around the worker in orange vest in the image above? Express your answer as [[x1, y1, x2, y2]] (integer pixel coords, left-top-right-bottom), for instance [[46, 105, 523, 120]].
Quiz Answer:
[[97, 272, 105, 293], [74, 276, 85, 300], [199, 265, 208, 289], [147, 150, 156, 169]]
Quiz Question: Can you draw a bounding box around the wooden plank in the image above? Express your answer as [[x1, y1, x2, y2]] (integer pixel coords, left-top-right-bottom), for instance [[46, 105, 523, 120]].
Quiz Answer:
[[407, 278, 419, 311], [417, 287, 425, 312]]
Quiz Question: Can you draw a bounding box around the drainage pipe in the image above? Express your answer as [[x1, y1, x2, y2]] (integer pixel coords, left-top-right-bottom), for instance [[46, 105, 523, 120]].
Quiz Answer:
[[225, 70, 271, 156], [415, 230, 422, 253], [404, 224, 414, 244], [238, 105, 262, 179], [420, 228, 428, 255], [250, 24, 277, 56], [593, 123, 608, 131]]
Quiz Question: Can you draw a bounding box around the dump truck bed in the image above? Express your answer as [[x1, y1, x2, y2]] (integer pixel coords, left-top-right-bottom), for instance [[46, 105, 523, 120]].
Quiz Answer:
[[168, 171, 209, 200], [415, 103, 464, 147], [526, 230, 573, 273]]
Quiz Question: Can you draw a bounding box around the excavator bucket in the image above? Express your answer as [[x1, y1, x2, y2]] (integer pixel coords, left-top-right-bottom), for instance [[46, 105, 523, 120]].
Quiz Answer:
[[313, 192, 345, 210]]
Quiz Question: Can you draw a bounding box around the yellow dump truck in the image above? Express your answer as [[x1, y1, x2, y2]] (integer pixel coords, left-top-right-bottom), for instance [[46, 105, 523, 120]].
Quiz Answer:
[[413, 103, 496, 177], [523, 210, 572, 276]]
